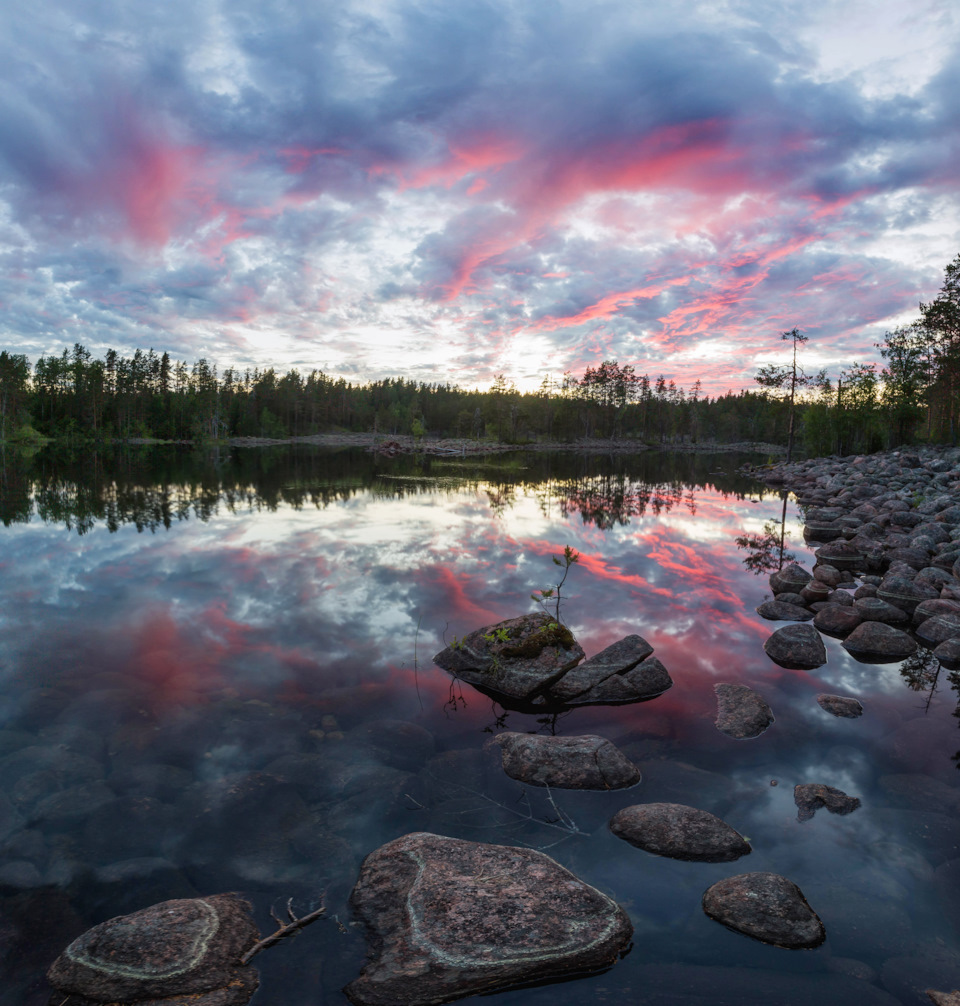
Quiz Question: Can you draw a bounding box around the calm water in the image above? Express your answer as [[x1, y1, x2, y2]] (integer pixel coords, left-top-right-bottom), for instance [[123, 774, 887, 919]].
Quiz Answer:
[[0, 445, 957, 1005]]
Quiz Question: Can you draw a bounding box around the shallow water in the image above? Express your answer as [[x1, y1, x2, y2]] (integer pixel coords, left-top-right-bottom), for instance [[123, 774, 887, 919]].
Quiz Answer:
[[0, 445, 957, 1005]]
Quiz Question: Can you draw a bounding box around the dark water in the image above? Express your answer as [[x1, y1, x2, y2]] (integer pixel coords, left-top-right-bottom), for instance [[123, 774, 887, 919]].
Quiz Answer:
[[0, 445, 958, 1005]]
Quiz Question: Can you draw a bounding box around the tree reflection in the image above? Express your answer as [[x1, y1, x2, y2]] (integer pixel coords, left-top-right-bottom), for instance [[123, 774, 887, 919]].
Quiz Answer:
[[735, 493, 794, 574], [0, 444, 771, 535]]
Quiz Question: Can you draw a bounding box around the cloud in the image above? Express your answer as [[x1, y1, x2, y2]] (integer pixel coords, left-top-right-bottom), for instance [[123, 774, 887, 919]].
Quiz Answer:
[[0, 0, 958, 389]]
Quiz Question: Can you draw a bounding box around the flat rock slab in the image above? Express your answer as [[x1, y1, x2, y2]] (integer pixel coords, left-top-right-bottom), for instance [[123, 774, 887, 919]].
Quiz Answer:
[[345, 832, 633, 1006], [702, 872, 825, 949], [816, 694, 863, 718], [609, 802, 751, 862], [794, 783, 861, 822], [841, 621, 918, 663], [548, 635, 655, 702], [490, 732, 641, 790], [763, 623, 827, 670], [46, 895, 259, 1003], [560, 656, 672, 706], [714, 683, 774, 739]]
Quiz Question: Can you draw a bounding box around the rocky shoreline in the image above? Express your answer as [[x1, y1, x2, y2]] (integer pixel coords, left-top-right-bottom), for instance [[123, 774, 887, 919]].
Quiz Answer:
[[742, 444, 960, 667]]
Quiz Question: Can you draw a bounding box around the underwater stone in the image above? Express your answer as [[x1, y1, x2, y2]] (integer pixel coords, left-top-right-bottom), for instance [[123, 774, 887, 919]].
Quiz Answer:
[[794, 783, 861, 822], [344, 832, 632, 1006], [816, 694, 863, 718], [490, 732, 641, 790], [610, 802, 751, 862], [702, 872, 825, 949], [46, 894, 260, 1003], [714, 683, 774, 739]]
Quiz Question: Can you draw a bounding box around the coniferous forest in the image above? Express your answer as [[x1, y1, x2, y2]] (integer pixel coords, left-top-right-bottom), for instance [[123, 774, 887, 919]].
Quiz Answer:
[[1, 253, 957, 454]]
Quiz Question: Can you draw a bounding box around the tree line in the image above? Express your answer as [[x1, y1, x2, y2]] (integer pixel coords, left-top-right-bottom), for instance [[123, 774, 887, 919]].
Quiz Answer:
[[1, 252, 957, 452]]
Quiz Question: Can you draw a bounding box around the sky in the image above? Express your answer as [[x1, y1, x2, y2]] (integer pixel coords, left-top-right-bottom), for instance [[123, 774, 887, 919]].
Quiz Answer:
[[1, 0, 959, 394]]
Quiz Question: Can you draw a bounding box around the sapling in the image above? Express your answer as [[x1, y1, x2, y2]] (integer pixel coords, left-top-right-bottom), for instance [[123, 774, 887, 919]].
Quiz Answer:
[[530, 545, 579, 627]]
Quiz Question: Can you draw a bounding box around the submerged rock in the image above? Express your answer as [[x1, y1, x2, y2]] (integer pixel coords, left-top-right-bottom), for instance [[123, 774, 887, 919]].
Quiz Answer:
[[927, 991, 960, 1005], [794, 783, 861, 822], [46, 894, 260, 1004], [842, 621, 918, 663], [714, 683, 774, 739], [816, 694, 863, 718], [702, 872, 825, 949], [490, 732, 640, 790], [609, 802, 751, 862], [763, 623, 827, 670], [344, 832, 632, 1006]]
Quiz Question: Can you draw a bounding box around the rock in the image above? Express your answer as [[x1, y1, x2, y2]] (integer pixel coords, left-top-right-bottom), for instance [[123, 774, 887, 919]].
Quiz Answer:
[[877, 575, 939, 614], [773, 591, 807, 605], [842, 622, 918, 663], [756, 600, 813, 621], [46, 895, 259, 1003], [546, 634, 653, 702], [714, 683, 774, 739], [560, 656, 673, 706], [432, 614, 585, 704], [816, 694, 863, 718], [769, 562, 813, 594], [927, 991, 960, 1005], [813, 564, 843, 586], [853, 597, 910, 625], [794, 783, 861, 822], [609, 803, 751, 862], [490, 732, 641, 790], [813, 604, 862, 637], [814, 541, 866, 571], [344, 832, 632, 1006], [701, 872, 825, 949], [763, 623, 827, 669], [825, 588, 855, 606], [912, 598, 960, 626], [934, 637, 960, 667], [915, 613, 960, 647], [800, 581, 833, 604]]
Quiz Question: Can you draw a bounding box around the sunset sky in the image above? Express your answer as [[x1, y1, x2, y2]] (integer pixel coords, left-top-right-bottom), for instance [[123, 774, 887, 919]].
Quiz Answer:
[[1, 0, 959, 393]]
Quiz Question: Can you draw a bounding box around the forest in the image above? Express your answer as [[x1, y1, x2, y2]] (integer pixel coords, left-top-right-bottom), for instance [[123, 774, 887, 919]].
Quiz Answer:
[[1, 253, 957, 454]]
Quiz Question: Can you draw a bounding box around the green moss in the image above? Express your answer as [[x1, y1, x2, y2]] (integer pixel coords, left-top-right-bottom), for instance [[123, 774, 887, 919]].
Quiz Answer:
[[501, 622, 575, 658]]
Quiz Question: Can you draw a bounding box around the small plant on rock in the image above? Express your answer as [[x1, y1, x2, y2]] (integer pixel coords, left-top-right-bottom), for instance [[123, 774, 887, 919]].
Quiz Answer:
[[531, 545, 580, 627]]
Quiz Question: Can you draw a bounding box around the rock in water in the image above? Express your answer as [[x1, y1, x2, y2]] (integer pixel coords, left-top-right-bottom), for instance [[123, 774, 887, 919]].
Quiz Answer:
[[763, 623, 827, 670], [609, 803, 751, 862], [794, 783, 861, 822], [714, 683, 774, 739], [841, 621, 918, 663], [432, 613, 584, 704], [46, 895, 260, 1004], [816, 694, 863, 718], [926, 992, 960, 1006], [344, 832, 632, 1006], [702, 872, 825, 949], [490, 732, 641, 790]]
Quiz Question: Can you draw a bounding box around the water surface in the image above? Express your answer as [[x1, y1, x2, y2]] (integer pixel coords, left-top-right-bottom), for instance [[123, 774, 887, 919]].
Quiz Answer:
[[0, 445, 957, 1005]]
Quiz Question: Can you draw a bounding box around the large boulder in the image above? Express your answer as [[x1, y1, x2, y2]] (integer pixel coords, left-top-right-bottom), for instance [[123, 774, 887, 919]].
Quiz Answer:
[[763, 623, 827, 670], [609, 803, 751, 862], [46, 895, 260, 1004], [769, 563, 813, 594], [344, 832, 632, 1006], [714, 683, 774, 739], [489, 733, 640, 790], [702, 872, 825, 949], [434, 617, 671, 710]]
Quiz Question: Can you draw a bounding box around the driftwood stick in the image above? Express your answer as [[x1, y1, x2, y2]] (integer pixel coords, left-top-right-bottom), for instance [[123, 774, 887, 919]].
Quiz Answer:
[[239, 899, 327, 965]]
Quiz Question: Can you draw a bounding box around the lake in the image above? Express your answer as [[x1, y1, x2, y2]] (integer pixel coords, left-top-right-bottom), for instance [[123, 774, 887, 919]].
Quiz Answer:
[[0, 445, 957, 1005]]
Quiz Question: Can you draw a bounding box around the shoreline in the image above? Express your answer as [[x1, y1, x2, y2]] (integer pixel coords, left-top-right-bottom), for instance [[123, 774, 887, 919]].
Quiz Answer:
[[91, 432, 787, 456]]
